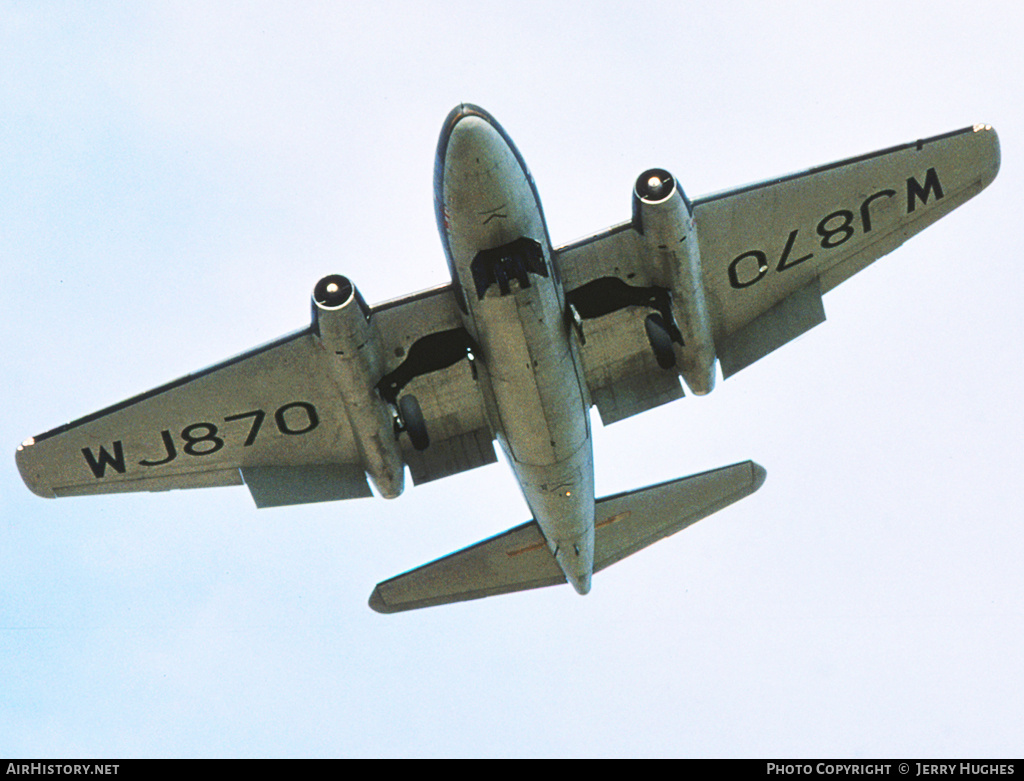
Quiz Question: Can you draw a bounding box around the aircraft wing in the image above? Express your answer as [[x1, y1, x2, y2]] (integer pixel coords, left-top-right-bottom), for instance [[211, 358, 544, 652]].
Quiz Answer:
[[16, 283, 496, 505], [556, 124, 1000, 397]]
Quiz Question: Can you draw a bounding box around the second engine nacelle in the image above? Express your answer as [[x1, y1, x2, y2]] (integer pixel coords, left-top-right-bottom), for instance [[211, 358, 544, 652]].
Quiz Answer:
[[311, 274, 405, 498], [631, 169, 716, 395], [312, 274, 373, 353], [632, 168, 692, 242]]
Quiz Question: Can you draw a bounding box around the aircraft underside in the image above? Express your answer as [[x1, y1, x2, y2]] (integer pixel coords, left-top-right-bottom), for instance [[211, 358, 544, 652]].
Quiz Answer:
[[15, 103, 1000, 612]]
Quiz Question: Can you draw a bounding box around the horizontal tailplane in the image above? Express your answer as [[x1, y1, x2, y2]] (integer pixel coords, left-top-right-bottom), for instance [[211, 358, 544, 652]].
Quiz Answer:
[[368, 460, 766, 613]]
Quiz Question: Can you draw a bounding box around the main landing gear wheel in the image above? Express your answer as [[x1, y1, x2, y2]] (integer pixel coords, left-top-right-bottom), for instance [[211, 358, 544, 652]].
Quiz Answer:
[[645, 313, 677, 370], [399, 394, 429, 451]]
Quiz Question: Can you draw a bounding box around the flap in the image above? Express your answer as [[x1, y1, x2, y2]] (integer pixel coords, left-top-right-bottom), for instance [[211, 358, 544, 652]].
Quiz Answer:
[[404, 427, 497, 485], [242, 464, 372, 507], [716, 279, 826, 378]]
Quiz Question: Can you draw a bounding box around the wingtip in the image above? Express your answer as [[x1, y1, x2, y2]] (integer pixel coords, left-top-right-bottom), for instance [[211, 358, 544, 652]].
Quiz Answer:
[[969, 123, 1001, 185], [368, 585, 394, 614], [15, 439, 56, 499], [749, 461, 767, 492]]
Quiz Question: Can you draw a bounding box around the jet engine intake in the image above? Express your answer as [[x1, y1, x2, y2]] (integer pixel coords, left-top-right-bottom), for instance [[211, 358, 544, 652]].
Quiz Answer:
[[312, 274, 371, 349]]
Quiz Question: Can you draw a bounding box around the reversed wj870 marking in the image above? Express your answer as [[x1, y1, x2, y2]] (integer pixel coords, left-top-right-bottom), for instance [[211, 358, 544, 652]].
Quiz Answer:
[[81, 401, 319, 479], [727, 167, 944, 289]]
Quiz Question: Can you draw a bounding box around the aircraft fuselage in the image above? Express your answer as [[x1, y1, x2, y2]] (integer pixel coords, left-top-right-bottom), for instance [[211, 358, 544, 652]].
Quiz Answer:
[[434, 105, 595, 593]]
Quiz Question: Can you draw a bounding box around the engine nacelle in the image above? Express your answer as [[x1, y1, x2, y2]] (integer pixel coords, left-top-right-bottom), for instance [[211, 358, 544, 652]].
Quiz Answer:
[[312, 274, 371, 350], [632, 169, 716, 395], [312, 274, 404, 498]]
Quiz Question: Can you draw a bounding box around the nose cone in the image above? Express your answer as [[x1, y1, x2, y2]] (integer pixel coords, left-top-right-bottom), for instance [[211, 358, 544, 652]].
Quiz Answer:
[[432, 102, 536, 195], [435, 104, 521, 195], [437, 104, 503, 159], [435, 106, 514, 253], [445, 116, 505, 180], [434, 103, 544, 266]]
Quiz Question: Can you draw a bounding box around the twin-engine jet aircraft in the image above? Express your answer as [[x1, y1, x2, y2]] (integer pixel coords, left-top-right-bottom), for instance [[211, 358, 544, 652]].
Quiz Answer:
[[16, 105, 999, 612]]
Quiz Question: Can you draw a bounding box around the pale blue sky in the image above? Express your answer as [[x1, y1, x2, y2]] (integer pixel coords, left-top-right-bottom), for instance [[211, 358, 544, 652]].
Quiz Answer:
[[2, 2, 1022, 757]]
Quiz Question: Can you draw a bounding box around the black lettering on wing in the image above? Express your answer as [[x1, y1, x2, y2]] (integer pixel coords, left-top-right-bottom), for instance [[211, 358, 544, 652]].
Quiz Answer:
[[907, 168, 944, 213], [224, 410, 266, 446], [728, 183, 923, 292], [728, 250, 769, 289], [276, 402, 319, 435], [776, 229, 813, 272], [82, 442, 127, 478], [816, 210, 855, 249], [139, 430, 177, 467], [121, 402, 321, 468], [860, 189, 896, 232]]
